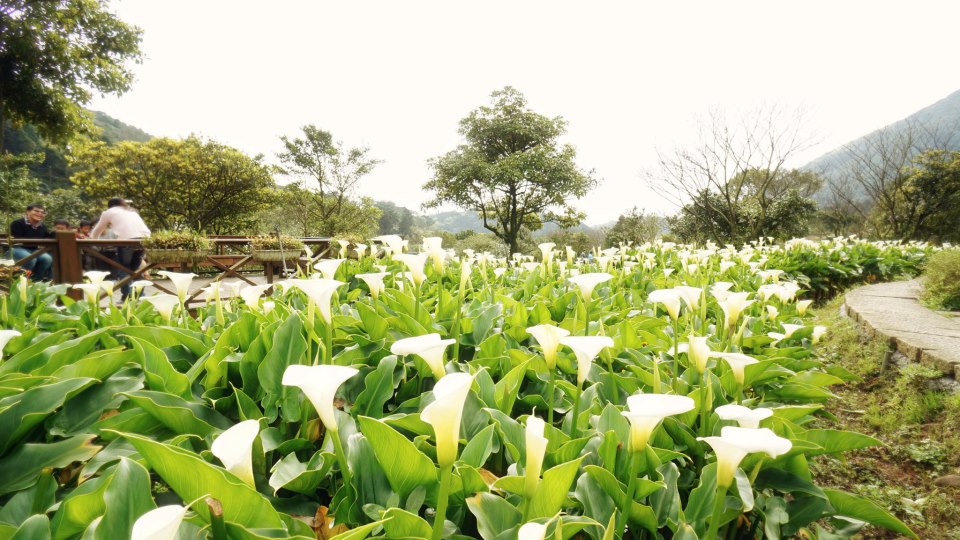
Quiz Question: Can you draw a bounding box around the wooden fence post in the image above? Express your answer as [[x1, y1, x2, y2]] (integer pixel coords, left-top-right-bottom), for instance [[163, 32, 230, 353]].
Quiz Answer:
[[55, 231, 83, 299]]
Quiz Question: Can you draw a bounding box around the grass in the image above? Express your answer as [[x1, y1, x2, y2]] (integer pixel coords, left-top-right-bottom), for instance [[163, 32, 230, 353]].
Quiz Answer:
[[810, 296, 960, 539]]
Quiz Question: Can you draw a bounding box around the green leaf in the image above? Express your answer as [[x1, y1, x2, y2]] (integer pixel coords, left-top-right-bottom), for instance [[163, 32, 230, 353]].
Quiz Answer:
[[120, 432, 286, 530], [0, 472, 56, 527], [50, 348, 136, 382], [46, 368, 144, 437], [328, 519, 389, 540], [268, 450, 334, 495], [823, 489, 918, 539], [527, 457, 584, 519], [357, 416, 438, 499], [353, 356, 398, 419], [257, 314, 308, 422], [121, 326, 210, 357], [92, 458, 155, 540], [460, 424, 496, 469], [129, 336, 192, 398], [382, 507, 432, 539], [493, 359, 528, 416], [800, 429, 880, 457], [11, 514, 50, 540], [122, 390, 232, 437], [0, 378, 97, 454], [466, 493, 522, 540], [0, 330, 73, 375]]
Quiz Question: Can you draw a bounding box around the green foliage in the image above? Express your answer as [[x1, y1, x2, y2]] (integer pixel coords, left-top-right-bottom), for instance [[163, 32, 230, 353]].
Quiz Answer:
[[375, 201, 416, 236], [267, 186, 381, 239], [901, 150, 960, 242], [70, 136, 276, 233], [249, 234, 305, 251], [277, 125, 381, 237], [0, 1, 142, 148], [921, 248, 960, 310], [140, 230, 212, 251], [605, 207, 663, 247], [0, 155, 43, 227], [425, 86, 598, 253]]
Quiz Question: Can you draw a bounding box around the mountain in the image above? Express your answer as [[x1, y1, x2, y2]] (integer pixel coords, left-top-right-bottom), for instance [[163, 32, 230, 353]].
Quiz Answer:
[[1, 111, 154, 190], [802, 89, 960, 186]]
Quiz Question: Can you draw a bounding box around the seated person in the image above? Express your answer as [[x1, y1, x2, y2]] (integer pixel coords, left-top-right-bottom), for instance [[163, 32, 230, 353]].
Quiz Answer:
[[8, 203, 53, 281], [54, 219, 71, 232]]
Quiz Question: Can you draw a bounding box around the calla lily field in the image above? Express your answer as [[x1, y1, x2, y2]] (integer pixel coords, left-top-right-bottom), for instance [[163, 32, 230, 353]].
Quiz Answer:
[[0, 237, 933, 539]]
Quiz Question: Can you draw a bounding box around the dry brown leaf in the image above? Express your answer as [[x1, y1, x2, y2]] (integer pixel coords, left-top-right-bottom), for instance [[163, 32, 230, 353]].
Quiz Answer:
[[315, 506, 350, 540]]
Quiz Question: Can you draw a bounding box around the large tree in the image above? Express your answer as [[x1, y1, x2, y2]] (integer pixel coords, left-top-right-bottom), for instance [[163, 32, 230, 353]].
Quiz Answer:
[[648, 107, 816, 244], [277, 125, 380, 237], [0, 1, 142, 151], [70, 137, 276, 233], [424, 87, 597, 253]]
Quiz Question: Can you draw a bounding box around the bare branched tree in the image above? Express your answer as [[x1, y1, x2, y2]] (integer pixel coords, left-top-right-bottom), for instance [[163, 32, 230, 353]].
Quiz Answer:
[[646, 106, 817, 242], [828, 118, 959, 239]]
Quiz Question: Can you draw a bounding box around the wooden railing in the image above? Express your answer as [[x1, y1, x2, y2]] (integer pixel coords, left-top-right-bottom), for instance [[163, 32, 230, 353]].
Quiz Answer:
[[2, 232, 330, 300]]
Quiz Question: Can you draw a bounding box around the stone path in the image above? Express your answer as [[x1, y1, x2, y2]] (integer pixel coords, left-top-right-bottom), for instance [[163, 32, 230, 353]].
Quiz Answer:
[[844, 280, 960, 380]]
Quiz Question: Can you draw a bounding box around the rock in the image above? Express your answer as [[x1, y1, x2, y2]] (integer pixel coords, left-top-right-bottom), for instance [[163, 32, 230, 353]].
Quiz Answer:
[[933, 475, 960, 488]]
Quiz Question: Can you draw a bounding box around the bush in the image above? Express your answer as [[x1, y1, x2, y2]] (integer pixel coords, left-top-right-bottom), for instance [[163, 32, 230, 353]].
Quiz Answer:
[[141, 230, 212, 251], [922, 248, 960, 310], [250, 234, 304, 251]]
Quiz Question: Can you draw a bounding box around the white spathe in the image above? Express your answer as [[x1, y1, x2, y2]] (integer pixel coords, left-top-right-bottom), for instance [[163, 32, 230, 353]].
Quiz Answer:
[[518, 522, 548, 540], [72, 283, 101, 304], [648, 289, 683, 320], [356, 272, 388, 299], [687, 334, 711, 374], [421, 372, 474, 467], [0, 329, 21, 361], [719, 292, 754, 331], [291, 279, 345, 324], [83, 270, 111, 284], [143, 294, 180, 322], [621, 393, 695, 452], [526, 324, 571, 370], [396, 253, 429, 286], [523, 415, 548, 497], [714, 404, 773, 429], [239, 283, 273, 310], [567, 272, 613, 300], [210, 419, 260, 488], [314, 258, 345, 280], [390, 333, 456, 379], [281, 364, 358, 432], [720, 426, 792, 458], [157, 271, 196, 303], [131, 505, 187, 540], [560, 335, 614, 386]]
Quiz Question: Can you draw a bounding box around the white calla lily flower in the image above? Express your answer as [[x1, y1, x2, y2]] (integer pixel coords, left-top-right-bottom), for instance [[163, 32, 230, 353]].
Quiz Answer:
[[687, 334, 711, 374], [390, 333, 455, 379], [518, 522, 548, 540], [812, 325, 828, 344], [796, 299, 813, 315], [211, 419, 260, 487], [239, 284, 273, 310], [0, 329, 21, 361], [143, 294, 180, 322], [83, 270, 111, 284], [356, 272, 388, 299], [397, 253, 429, 286], [719, 426, 792, 458], [697, 435, 749, 489], [714, 404, 773, 429], [718, 292, 754, 332], [291, 279, 345, 324], [131, 505, 188, 540], [281, 364, 358, 432], [421, 372, 474, 467], [131, 280, 152, 294], [354, 243, 367, 258], [560, 335, 614, 386], [674, 285, 703, 310], [526, 324, 571, 370], [567, 272, 613, 301], [648, 289, 683, 320], [781, 323, 804, 339], [711, 351, 759, 385], [523, 415, 548, 497], [73, 283, 101, 305], [314, 258, 345, 280], [622, 393, 695, 452], [157, 271, 196, 304]]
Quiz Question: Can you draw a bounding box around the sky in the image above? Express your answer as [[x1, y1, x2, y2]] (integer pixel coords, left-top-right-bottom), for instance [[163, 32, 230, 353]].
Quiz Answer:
[[89, 0, 960, 225]]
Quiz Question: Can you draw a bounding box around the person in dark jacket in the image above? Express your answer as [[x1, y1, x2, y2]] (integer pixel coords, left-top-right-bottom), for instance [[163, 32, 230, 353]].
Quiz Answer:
[[7, 203, 54, 280]]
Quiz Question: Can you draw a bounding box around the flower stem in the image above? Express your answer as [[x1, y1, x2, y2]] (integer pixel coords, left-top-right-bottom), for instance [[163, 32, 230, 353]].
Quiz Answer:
[[617, 448, 643, 535], [547, 370, 556, 425], [324, 322, 333, 365], [705, 484, 727, 540], [330, 427, 352, 488], [606, 356, 621, 404], [431, 464, 454, 540], [568, 386, 582, 437]]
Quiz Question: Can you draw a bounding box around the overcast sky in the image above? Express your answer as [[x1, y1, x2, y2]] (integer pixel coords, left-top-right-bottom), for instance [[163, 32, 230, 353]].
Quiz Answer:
[[89, 0, 960, 224]]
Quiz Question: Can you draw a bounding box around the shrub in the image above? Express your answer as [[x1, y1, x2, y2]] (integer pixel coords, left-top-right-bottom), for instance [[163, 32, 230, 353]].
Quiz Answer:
[[141, 230, 212, 251], [921, 248, 960, 310], [249, 234, 304, 251]]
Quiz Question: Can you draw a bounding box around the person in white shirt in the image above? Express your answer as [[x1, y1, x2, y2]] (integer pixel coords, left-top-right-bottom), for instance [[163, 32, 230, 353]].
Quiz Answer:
[[91, 197, 151, 301]]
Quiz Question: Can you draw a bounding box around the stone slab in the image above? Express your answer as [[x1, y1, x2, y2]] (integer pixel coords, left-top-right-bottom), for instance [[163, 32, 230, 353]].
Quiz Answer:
[[844, 280, 960, 380]]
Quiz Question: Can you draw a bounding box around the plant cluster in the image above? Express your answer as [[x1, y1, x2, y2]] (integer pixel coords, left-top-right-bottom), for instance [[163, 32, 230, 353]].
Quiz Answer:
[[920, 247, 960, 311], [250, 234, 306, 252], [141, 230, 213, 251], [0, 236, 932, 539]]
